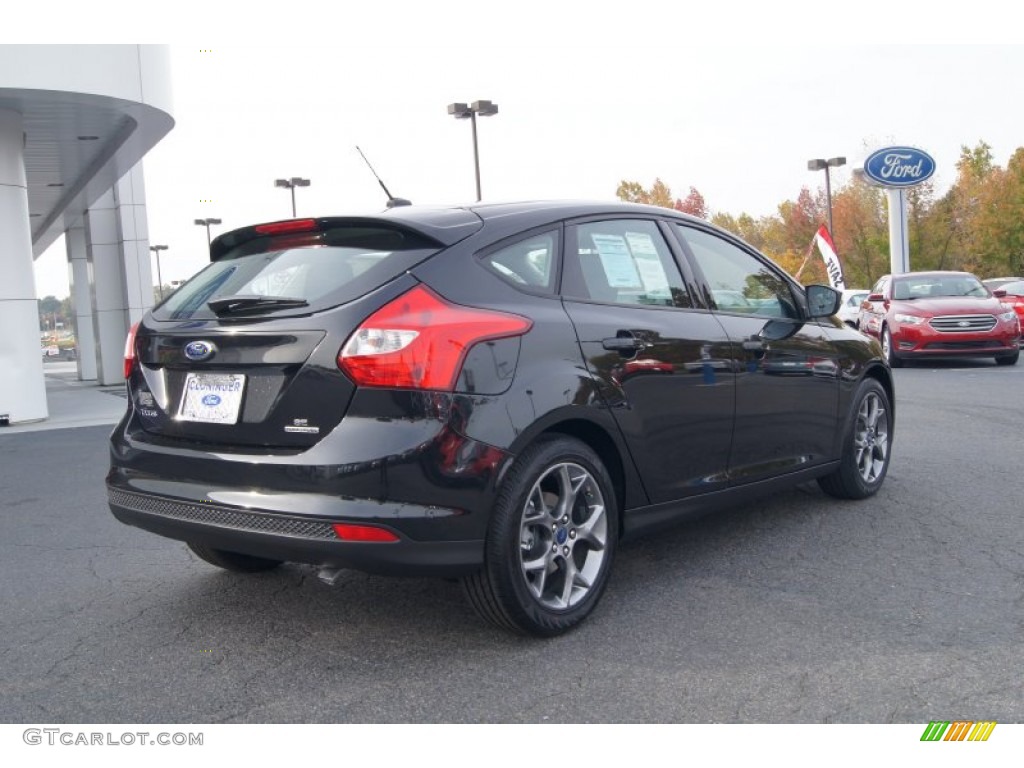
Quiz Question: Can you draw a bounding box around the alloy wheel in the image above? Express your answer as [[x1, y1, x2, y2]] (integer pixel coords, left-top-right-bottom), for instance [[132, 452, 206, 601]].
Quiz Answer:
[[853, 392, 889, 484], [518, 462, 608, 610]]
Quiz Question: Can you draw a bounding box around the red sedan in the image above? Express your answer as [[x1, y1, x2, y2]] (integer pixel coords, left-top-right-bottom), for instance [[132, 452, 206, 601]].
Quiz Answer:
[[993, 280, 1024, 340], [859, 271, 1020, 367]]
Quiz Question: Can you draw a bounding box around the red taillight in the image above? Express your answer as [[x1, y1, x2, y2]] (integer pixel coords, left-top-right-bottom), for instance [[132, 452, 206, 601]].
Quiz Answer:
[[123, 321, 140, 379], [332, 523, 400, 543], [338, 285, 532, 391], [254, 219, 317, 235]]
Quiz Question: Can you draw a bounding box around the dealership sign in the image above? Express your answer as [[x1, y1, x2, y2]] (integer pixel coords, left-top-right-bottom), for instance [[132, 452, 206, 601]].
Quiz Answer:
[[863, 146, 936, 187]]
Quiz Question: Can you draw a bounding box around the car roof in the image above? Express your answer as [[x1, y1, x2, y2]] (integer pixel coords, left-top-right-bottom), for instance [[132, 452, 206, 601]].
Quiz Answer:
[[891, 271, 977, 279], [383, 199, 707, 227], [211, 200, 712, 258], [386, 200, 715, 247]]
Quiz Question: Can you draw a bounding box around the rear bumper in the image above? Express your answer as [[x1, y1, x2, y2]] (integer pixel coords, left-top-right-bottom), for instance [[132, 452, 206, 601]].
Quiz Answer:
[[107, 486, 484, 577]]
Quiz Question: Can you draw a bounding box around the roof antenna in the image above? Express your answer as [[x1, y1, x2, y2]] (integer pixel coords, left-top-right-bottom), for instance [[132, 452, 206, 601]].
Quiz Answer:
[[356, 146, 412, 208]]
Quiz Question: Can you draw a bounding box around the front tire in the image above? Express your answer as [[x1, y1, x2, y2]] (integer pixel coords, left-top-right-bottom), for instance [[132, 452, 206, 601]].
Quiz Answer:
[[882, 326, 902, 368], [819, 378, 892, 500], [996, 349, 1019, 366], [187, 542, 283, 573], [462, 436, 618, 636]]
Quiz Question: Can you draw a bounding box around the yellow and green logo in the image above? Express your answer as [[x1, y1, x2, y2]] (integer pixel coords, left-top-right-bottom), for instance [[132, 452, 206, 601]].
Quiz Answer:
[[921, 721, 996, 741]]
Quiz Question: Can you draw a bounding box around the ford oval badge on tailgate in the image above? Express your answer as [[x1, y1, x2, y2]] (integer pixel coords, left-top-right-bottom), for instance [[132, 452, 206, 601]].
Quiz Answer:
[[184, 340, 216, 361]]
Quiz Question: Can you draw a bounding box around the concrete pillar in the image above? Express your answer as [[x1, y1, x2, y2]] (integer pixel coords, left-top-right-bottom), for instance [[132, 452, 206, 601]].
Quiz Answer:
[[887, 188, 910, 275], [0, 109, 48, 424], [66, 222, 98, 381], [85, 189, 128, 385], [84, 164, 155, 385], [116, 163, 154, 324]]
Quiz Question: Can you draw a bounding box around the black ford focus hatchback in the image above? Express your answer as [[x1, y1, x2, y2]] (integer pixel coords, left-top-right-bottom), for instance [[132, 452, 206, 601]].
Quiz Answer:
[[108, 201, 894, 636]]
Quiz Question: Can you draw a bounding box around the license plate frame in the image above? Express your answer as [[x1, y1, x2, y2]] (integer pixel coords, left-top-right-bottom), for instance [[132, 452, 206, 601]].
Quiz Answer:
[[177, 372, 246, 424]]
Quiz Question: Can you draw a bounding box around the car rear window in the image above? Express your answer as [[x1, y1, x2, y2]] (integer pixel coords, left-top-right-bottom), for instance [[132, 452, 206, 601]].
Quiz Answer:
[[155, 226, 441, 320]]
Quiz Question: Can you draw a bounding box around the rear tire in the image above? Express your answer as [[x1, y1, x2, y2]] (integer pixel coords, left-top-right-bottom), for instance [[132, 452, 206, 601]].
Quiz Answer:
[[996, 350, 1019, 366], [462, 436, 618, 637], [187, 542, 283, 573], [819, 378, 892, 500]]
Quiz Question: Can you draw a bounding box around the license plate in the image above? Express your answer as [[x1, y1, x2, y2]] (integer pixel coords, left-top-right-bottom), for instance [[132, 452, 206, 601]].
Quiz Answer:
[[178, 373, 246, 424]]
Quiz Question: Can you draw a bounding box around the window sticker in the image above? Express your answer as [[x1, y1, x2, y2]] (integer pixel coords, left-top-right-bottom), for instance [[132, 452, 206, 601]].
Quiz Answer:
[[625, 232, 670, 293], [591, 233, 643, 289]]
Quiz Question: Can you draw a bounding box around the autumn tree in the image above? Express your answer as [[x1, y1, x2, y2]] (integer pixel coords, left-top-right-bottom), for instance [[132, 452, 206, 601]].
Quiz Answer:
[[616, 178, 674, 208], [616, 178, 711, 219], [675, 186, 707, 219], [971, 147, 1024, 275], [830, 182, 888, 287]]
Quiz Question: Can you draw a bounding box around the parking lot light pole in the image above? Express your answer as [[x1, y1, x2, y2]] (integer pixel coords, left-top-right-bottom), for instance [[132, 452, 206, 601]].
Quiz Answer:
[[149, 245, 168, 300], [274, 177, 310, 217], [807, 156, 846, 236], [447, 100, 499, 201], [194, 218, 222, 253]]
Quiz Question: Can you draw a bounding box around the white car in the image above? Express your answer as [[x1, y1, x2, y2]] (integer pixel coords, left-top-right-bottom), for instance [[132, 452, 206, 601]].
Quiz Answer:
[[837, 289, 869, 328]]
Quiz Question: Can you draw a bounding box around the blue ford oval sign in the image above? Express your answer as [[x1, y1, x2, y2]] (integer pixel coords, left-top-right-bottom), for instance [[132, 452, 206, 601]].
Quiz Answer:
[[863, 146, 936, 187], [184, 340, 215, 361], [202, 394, 222, 406]]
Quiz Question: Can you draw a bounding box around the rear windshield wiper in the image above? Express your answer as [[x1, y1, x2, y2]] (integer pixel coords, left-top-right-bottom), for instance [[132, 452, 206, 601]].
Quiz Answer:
[[207, 295, 310, 316]]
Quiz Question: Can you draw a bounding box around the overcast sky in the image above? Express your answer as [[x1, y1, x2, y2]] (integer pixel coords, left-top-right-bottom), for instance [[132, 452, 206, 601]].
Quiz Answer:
[[24, 6, 1024, 299]]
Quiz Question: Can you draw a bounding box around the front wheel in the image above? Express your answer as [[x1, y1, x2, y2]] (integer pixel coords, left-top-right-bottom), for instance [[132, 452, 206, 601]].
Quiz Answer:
[[881, 326, 902, 368], [819, 378, 892, 500], [996, 349, 1019, 366], [462, 436, 618, 636]]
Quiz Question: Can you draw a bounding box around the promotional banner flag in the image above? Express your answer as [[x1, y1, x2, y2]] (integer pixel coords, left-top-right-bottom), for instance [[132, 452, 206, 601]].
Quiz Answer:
[[814, 225, 846, 291]]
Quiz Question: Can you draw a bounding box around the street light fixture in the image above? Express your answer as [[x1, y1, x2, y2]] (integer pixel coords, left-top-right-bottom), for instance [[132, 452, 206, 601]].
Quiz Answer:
[[274, 177, 311, 217], [194, 218, 222, 252], [149, 245, 169, 300], [447, 100, 499, 201], [807, 156, 846, 236]]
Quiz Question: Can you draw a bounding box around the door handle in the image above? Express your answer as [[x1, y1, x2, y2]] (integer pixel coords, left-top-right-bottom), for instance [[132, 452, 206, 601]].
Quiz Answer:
[[602, 336, 646, 352]]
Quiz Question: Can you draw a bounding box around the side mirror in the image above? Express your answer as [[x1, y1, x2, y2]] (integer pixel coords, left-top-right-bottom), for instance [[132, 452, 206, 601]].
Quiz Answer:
[[806, 285, 841, 318], [993, 289, 1007, 298]]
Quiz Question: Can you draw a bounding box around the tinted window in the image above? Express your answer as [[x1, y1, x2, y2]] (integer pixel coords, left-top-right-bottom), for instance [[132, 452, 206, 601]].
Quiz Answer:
[[564, 220, 691, 308], [846, 292, 869, 307], [480, 231, 558, 293], [676, 225, 797, 318], [892, 274, 988, 299], [155, 226, 439, 320], [999, 280, 1024, 296]]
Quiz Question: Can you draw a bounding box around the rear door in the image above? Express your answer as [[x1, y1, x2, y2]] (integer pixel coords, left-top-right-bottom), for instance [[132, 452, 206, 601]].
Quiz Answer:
[[560, 217, 735, 504]]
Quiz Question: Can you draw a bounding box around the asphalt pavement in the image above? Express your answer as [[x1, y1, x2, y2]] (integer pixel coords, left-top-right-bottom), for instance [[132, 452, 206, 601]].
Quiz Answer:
[[1, 359, 1021, 722]]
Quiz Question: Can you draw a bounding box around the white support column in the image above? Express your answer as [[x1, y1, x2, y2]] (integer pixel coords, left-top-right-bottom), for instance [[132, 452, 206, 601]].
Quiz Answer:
[[84, 163, 155, 385], [887, 188, 910, 275], [66, 222, 98, 381], [0, 108, 48, 424], [86, 189, 129, 385], [115, 163, 154, 324]]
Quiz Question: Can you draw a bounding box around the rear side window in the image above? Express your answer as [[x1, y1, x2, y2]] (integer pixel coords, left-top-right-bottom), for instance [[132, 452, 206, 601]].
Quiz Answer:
[[563, 220, 692, 308], [155, 226, 440, 320], [480, 231, 558, 293]]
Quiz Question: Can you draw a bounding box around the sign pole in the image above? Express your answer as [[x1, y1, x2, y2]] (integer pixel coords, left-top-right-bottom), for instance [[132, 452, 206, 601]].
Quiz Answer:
[[887, 188, 910, 275]]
